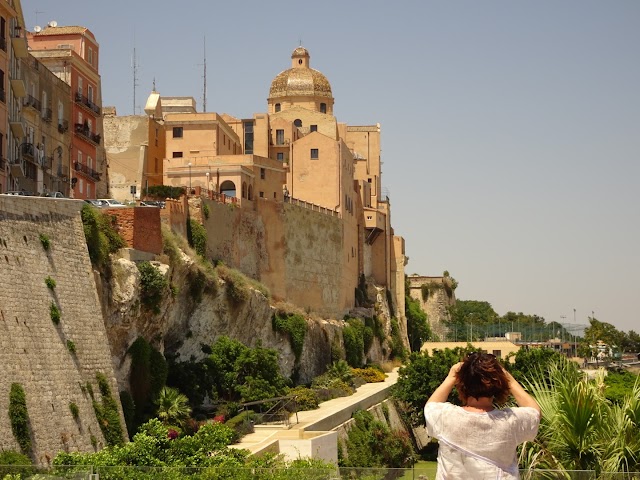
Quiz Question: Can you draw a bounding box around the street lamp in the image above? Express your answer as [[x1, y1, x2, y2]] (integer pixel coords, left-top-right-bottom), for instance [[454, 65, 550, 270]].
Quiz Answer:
[[206, 171, 210, 192], [188, 162, 192, 194]]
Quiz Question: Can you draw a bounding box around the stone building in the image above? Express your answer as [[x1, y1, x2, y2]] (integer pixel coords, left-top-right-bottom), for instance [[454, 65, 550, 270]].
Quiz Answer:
[[104, 47, 407, 320], [28, 24, 106, 199]]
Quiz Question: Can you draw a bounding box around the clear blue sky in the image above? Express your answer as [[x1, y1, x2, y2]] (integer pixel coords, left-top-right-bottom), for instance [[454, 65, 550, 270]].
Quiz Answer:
[[25, 1, 640, 333]]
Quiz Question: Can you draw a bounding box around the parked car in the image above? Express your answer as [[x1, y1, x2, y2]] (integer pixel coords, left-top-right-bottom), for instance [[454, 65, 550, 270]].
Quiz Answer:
[[84, 199, 106, 207], [98, 199, 127, 208], [40, 192, 66, 198], [140, 200, 165, 208], [1, 190, 34, 196]]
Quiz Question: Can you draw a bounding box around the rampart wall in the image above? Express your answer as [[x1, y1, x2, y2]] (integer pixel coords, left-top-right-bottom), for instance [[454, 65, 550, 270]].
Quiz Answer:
[[0, 197, 126, 464], [104, 207, 162, 254]]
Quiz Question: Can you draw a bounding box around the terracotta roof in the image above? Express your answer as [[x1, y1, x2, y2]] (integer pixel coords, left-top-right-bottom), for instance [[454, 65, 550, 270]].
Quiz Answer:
[[32, 26, 95, 40]]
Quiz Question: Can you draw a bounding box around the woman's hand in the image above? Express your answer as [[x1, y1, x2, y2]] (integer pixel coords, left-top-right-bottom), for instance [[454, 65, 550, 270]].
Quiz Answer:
[[447, 362, 464, 380], [427, 361, 463, 404]]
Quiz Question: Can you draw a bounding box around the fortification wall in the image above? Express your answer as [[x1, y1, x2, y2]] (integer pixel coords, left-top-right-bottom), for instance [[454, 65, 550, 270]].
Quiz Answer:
[[0, 197, 126, 464], [408, 275, 456, 340], [104, 207, 162, 254]]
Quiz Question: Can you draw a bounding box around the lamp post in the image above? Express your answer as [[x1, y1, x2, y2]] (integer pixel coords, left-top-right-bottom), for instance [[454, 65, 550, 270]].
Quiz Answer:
[[188, 162, 192, 194], [206, 172, 210, 193]]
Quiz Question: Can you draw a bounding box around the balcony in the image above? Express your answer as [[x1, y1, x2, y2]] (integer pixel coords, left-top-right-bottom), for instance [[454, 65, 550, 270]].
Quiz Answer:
[[23, 94, 42, 112], [74, 123, 101, 145], [74, 92, 101, 115], [364, 208, 386, 245], [21, 143, 35, 160], [10, 77, 26, 98], [10, 119, 25, 138], [58, 119, 69, 133], [40, 155, 53, 170], [42, 108, 53, 123], [74, 161, 101, 181], [11, 27, 28, 58]]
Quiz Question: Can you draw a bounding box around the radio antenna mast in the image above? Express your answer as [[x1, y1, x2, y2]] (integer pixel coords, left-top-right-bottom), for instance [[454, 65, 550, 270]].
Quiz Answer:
[[202, 37, 207, 112], [132, 32, 139, 115]]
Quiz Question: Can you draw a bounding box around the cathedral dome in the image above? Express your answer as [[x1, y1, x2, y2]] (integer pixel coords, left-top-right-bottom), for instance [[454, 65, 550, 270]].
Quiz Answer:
[[268, 47, 333, 100]]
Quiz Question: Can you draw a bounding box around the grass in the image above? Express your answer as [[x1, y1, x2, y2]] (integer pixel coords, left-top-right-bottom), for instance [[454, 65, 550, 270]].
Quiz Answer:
[[398, 461, 438, 479]]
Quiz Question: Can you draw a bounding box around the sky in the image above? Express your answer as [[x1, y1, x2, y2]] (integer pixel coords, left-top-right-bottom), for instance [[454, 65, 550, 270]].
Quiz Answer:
[[24, 1, 640, 334]]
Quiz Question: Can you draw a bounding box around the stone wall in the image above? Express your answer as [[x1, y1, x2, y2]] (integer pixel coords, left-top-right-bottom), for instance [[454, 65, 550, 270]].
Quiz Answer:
[[104, 207, 162, 254], [407, 275, 456, 340], [0, 196, 126, 464]]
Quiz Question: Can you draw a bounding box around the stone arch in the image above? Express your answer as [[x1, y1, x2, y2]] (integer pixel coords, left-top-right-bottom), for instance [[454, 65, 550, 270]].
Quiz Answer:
[[248, 184, 253, 201], [220, 180, 236, 198], [242, 181, 247, 199]]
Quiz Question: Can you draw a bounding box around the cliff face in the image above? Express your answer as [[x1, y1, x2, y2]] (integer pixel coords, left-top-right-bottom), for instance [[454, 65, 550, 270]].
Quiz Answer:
[[97, 246, 397, 389]]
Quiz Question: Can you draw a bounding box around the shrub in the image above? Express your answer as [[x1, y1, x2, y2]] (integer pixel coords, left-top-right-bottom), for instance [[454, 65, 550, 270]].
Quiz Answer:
[[81, 204, 126, 266], [343, 318, 366, 367], [272, 312, 307, 362], [217, 265, 249, 307], [390, 318, 406, 360], [119, 391, 136, 436], [45, 276, 56, 289], [188, 219, 207, 257], [50, 302, 61, 324], [145, 185, 185, 199], [137, 261, 168, 313], [93, 372, 125, 446], [69, 402, 80, 420], [128, 337, 168, 430], [202, 203, 210, 220], [39, 233, 51, 250], [0, 450, 33, 478], [9, 383, 31, 455], [352, 367, 387, 383], [288, 386, 320, 411], [225, 410, 255, 441], [66, 340, 76, 354]]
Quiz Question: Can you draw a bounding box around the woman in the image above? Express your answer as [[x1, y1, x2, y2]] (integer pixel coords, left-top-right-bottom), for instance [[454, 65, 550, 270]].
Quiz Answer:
[[424, 352, 540, 479]]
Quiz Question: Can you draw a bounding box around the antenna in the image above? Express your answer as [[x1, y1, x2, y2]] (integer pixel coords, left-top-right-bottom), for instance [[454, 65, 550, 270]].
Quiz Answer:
[[34, 9, 44, 26], [132, 32, 139, 115], [203, 37, 207, 113]]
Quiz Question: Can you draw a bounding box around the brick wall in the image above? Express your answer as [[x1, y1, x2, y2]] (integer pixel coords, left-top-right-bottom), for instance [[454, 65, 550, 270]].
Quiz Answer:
[[103, 207, 162, 255]]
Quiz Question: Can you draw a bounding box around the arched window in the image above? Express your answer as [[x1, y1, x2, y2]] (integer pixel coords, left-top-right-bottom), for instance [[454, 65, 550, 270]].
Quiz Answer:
[[220, 180, 236, 198], [294, 119, 302, 128], [275, 103, 281, 112], [248, 185, 253, 201], [242, 181, 247, 198], [320, 103, 327, 114]]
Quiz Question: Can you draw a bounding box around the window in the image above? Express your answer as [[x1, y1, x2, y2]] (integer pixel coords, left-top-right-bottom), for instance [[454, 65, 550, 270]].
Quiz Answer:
[[79, 178, 84, 194], [58, 101, 64, 123], [0, 69, 4, 102], [276, 129, 284, 145], [320, 103, 327, 114], [88, 85, 93, 103], [87, 183, 91, 198], [260, 168, 265, 180], [77, 76, 83, 95], [310, 125, 317, 132], [77, 150, 83, 164], [87, 156, 93, 170], [259, 191, 264, 198], [310, 148, 319, 160], [277, 152, 284, 161], [87, 47, 93, 66], [294, 119, 302, 128], [172, 151, 183, 158], [275, 103, 281, 112], [173, 127, 183, 138], [244, 122, 254, 154]]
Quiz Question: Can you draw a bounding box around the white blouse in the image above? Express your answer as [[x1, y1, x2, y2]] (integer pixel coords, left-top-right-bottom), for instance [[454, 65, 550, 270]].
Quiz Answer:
[[424, 402, 540, 480]]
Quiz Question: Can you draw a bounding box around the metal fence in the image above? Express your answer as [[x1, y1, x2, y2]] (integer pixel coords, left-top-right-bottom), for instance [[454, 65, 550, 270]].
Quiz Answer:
[[1, 465, 639, 479]]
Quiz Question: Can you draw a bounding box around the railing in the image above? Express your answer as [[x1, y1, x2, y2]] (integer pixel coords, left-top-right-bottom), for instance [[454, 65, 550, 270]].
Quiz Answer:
[[74, 91, 101, 115], [23, 94, 42, 111], [58, 119, 69, 133], [240, 395, 299, 428], [74, 161, 101, 181], [284, 195, 339, 217], [21, 142, 34, 159], [41, 155, 53, 170], [43, 107, 53, 122], [209, 191, 238, 204], [74, 123, 101, 145]]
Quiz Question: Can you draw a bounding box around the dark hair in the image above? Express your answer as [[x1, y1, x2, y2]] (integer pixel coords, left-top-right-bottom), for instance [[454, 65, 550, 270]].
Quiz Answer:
[[455, 352, 509, 405]]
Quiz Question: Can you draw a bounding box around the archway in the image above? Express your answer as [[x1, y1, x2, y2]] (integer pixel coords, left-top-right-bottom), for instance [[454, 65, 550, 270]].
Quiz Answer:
[[220, 180, 236, 198]]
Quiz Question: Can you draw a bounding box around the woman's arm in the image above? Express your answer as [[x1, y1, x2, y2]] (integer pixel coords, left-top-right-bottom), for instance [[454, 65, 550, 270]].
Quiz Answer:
[[427, 362, 463, 403], [504, 369, 541, 413]]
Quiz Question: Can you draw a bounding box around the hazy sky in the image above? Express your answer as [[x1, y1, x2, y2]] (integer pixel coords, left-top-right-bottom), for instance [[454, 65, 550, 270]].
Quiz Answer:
[[24, 1, 640, 333]]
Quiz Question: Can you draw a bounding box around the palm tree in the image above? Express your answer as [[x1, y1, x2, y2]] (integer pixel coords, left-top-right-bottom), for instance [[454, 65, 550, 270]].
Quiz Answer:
[[520, 360, 640, 476], [155, 387, 192, 427]]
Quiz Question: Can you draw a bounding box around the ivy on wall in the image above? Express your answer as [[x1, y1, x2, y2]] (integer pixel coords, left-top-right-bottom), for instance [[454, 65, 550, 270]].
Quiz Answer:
[[9, 383, 32, 456], [92, 372, 125, 446]]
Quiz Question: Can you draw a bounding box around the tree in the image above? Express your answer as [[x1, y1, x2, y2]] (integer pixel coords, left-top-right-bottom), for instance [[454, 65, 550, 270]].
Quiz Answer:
[[578, 317, 625, 358], [446, 300, 499, 341], [405, 276, 432, 351], [155, 387, 192, 427], [393, 346, 479, 425], [505, 347, 568, 384]]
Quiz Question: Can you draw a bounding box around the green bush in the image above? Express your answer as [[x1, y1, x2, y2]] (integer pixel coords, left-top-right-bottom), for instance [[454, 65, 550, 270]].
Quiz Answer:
[[93, 372, 125, 446], [9, 383, 31, 456], [225, 410, 255, 441], [389, 318, 406, 360], [50, 301, 61, 324], [272, 312, 307, 362], [343, 318, 366, 367], [352, 367, 387, 383], [45, 276, 56, 289], [66, 340, 76, 354], [0, 450, 33, 478], [288, 386, 319, 411], [39, 233, 51, 250], [202, 203, 210, 220], [188, 219, 207, 257], [81, 204, 126, 266], [137, 261, 168, 313], [119, 390, 136, 436], [145, 185, 185, 199], [69, 402, 79, 420]]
